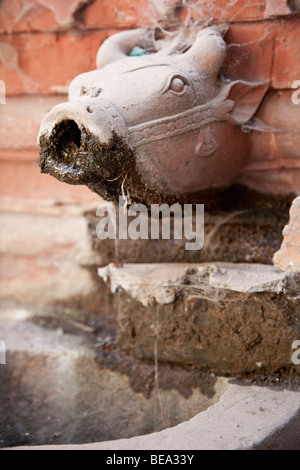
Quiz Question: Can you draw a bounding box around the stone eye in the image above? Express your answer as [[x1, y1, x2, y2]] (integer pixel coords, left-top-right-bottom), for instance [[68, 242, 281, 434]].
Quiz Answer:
[[169, 77, 186, 93]]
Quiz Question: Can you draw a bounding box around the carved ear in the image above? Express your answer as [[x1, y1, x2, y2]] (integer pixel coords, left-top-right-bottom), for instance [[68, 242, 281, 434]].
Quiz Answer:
[[96, 29, 156, 69], [223, 80, 270, 125], [184, 27, 226, 80]]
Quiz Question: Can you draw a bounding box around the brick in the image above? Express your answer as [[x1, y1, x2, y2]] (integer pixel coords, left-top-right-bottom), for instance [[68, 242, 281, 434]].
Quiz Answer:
[[0, 210, 95, 304], [181, 0, 295, 22], [0, 254, 94, 303], [181, 0, 266, 22], [272, 19, 300, 89], [224, 19, 300, 89], [0, 0, 57, 33], [0, 0, 92, 33], [265, 0, 291, 16], [0, 96, 65, 150], [0, 0, 183, 33], [37, 0, 92, 25], [83, 0, 160, 30], [0, 31, 111, 95], [223, 22, 274, 83], [273, 197, 300, 272], [0, 212, 90, 258], [0, 156, 101, 203], [240, 89, 300, 195]]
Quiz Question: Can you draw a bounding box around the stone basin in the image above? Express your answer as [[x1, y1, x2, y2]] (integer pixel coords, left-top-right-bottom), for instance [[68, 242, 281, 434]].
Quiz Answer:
[[0, 306, 229, 448], [0, 305, 300, 450]]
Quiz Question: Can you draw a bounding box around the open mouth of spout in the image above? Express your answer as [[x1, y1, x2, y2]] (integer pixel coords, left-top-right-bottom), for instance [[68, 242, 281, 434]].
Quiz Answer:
[[40, 119, 134, 184], [39, 120, 94, 184], [55, 120, 85, 167], [39, 118, 140, 203]]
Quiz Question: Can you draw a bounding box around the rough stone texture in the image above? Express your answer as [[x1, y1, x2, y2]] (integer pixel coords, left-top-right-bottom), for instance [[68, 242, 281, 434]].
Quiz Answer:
[[99, 263, 291, 306], [274, 197, 300, 272], [0, 306, 228, 448], [0, 190, 291, 309], [88, 187, 292, 266], [12, 385, 300, 450], [99, 263, 300, 375], [0, 200, 116, 315]]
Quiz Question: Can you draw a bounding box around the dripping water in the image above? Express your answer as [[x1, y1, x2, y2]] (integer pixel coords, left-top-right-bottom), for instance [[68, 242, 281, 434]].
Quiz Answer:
[[154, 304, 167, 430]]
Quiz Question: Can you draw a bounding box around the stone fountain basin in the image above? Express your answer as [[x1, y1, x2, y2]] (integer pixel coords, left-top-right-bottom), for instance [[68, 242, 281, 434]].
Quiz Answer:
[[0, 305, 299, 450], [0, 306, 229, 449]]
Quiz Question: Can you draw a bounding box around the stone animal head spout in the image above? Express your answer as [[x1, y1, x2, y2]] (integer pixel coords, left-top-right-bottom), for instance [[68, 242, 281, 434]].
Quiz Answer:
[[38, 26, 269, 204]]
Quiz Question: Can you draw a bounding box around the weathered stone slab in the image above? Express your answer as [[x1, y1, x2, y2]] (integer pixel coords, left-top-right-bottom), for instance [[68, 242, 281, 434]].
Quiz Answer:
[[99, 263, 300, 374]]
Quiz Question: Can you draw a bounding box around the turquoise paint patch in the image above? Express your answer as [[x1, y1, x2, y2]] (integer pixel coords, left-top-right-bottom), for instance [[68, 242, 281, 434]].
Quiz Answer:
[[130, 46, 148, 57]]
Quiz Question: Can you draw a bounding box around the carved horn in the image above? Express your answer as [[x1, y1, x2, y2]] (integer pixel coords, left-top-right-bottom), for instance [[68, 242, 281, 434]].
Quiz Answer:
[[96, 28, 156, 69], [184, 26, 227, 80]]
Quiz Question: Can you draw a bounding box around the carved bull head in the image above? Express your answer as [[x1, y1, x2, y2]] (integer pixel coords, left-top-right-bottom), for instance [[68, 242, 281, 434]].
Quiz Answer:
[[38, 27, 269, 204]]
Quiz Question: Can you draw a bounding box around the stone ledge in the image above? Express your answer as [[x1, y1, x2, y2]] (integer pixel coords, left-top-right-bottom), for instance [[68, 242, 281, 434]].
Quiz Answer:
[[99, 263, 297, 307], [99, 263, 300, 374]]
